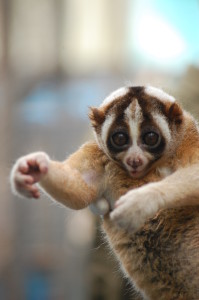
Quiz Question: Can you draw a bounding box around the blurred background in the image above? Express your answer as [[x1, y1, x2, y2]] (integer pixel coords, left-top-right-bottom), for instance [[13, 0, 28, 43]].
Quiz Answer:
[[1, 0, 199, 299]]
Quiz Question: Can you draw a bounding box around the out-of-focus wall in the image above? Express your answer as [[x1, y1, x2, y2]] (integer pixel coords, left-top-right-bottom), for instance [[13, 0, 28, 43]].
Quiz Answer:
[[3, 0, 130, 79], [61, 0, 128, 74], [9, 0, 58, 78]]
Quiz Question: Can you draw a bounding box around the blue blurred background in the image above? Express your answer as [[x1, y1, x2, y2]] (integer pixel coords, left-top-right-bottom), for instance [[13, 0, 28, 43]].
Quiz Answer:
[[1, 0, 199, 299]]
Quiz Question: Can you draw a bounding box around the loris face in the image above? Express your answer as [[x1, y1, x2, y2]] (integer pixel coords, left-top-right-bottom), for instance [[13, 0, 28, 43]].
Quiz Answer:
[[89, 86, 183, 178]]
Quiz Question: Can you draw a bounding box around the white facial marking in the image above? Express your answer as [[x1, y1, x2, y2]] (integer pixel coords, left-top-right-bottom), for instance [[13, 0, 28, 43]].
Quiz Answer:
[[125, 100, 143, 145], [152, 113, 171, 143], [101, 113, 115, 144], [96, 113, 115, 156], [124, 101, 150, 176], [145, 86, 175, 103], [101, 87, 129, 107]]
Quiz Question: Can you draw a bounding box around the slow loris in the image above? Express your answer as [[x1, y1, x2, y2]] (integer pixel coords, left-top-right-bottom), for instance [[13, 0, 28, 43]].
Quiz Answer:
[[11, 86, 199, 299]]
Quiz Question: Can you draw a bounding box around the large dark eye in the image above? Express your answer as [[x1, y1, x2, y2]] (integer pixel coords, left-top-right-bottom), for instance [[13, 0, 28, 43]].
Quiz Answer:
[[111, 132, 129, 148], [143, 132, 160, 147]]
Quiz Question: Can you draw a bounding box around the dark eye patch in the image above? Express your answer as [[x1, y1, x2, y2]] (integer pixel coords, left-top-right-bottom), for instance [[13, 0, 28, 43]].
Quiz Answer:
[[107, 124, 130, 153], [141, 124, 165, 157], [143, 132, 160, 147], [111, 132, 129, 148]]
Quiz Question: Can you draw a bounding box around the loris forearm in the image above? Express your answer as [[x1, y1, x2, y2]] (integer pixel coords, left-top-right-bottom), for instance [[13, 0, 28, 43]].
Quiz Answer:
[[40, 142, 105, 209], [110, 161, 199, 232], [40, 160, 97, 209], [153, 163, 199, 209]]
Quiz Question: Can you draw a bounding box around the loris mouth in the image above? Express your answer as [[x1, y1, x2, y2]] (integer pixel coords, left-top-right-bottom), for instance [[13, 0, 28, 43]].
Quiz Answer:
[[129, 168, 147, 179]]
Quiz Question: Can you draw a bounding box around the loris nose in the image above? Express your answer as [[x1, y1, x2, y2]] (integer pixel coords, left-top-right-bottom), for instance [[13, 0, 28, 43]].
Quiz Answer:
[[126, 157, 143, 169]]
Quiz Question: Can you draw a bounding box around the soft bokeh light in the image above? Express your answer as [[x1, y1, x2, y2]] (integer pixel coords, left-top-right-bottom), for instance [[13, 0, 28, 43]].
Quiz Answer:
[[135, 12, 186, 61], [128, 0, 199, 73]]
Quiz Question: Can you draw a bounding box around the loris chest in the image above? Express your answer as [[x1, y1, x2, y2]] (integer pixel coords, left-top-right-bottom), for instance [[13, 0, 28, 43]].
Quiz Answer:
[[103, 160, 164, 209]]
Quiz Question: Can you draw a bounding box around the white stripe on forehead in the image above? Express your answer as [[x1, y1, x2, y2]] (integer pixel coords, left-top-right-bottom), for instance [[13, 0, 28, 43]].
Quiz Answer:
[[145, 86, 175, 103], [152, 113, 171, 143], [125, 99, 143, 145], [100, 87, 129, 107]]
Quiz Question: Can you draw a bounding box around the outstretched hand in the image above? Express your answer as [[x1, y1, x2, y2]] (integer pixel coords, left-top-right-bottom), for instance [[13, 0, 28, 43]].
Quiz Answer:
[[10, 152, 49, 198]]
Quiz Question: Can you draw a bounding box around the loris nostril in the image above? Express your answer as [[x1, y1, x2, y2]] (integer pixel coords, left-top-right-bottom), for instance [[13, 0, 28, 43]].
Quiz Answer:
[[126, 158, 143, 169]]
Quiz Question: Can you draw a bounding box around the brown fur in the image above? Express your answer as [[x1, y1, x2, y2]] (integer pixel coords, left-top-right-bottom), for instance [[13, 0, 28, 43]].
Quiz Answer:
[[40, 108, 199, 299], [41, 114, 199, 298], [104, 207, 199, 300]]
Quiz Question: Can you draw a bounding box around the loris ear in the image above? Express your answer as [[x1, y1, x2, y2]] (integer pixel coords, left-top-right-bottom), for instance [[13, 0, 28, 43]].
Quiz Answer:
[[88, 107, 105, 129], [165, 102, 183, 125]]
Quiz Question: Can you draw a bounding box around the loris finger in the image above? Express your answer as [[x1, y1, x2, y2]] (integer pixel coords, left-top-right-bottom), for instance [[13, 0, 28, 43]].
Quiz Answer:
[[27, 155, 48, 174], [115, 196, 127, 208], [15, 173, 34, 186], [27, 185, 40, 198], [18, 160, 29, 174], [22, 184, 40, 199], [27, 157, 39, 169], [110, 207, 128, 228], [36, 156, 49, 174]]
